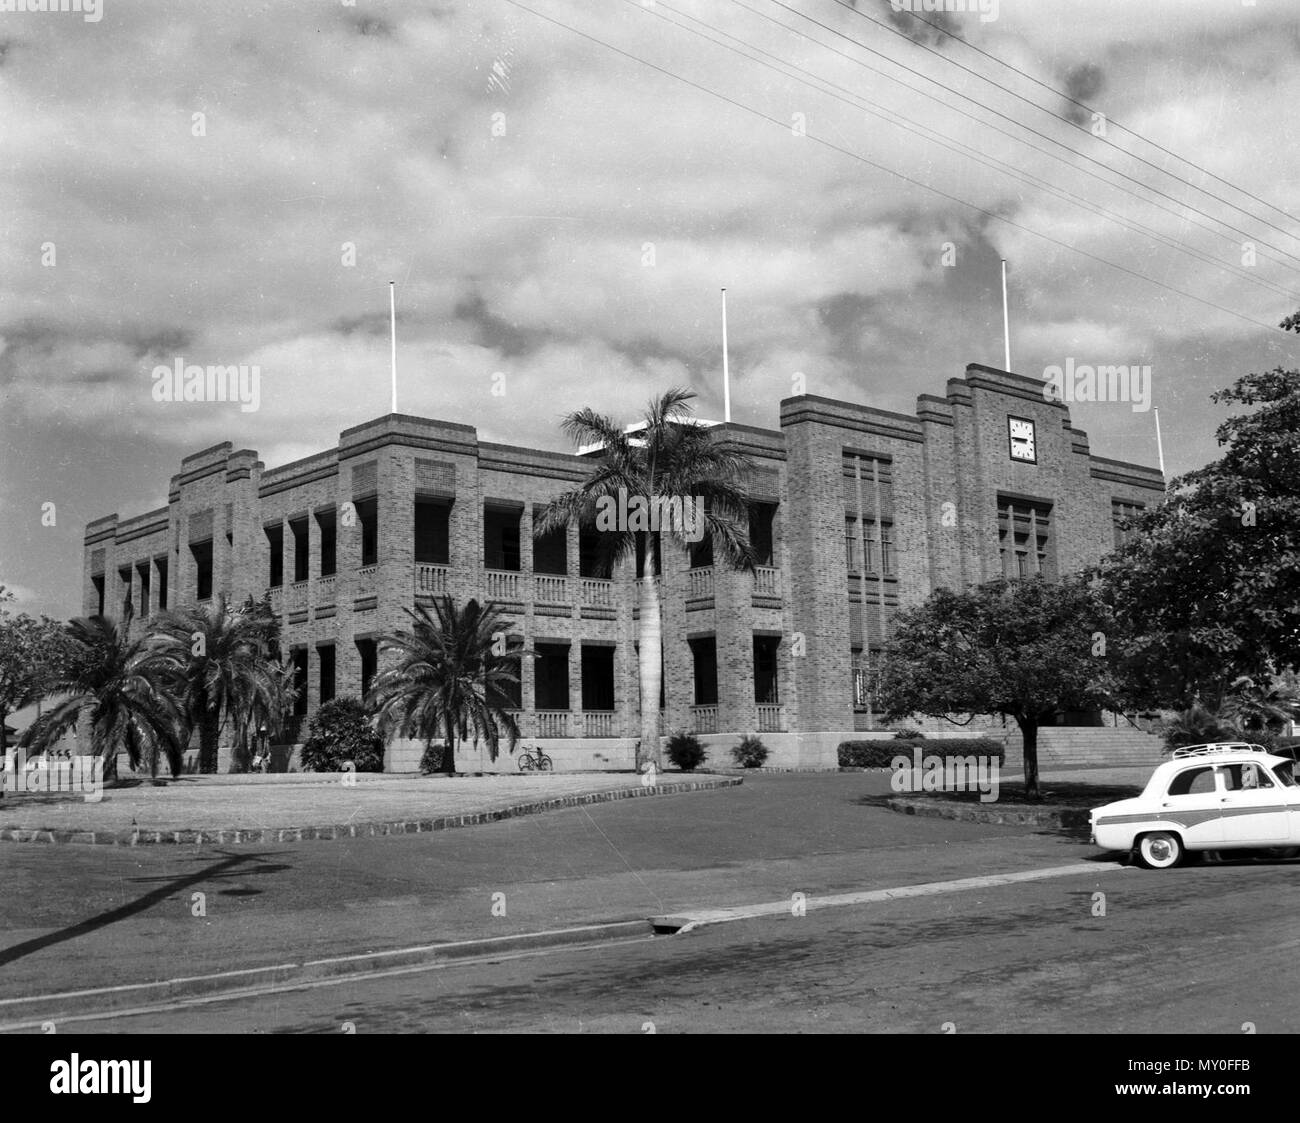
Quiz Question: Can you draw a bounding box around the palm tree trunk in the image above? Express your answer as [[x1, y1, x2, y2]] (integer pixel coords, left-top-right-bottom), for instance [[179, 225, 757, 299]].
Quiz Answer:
[[199, 715, 220, 774], [638, 541, 663, 770], [442, 715, 456, 775]]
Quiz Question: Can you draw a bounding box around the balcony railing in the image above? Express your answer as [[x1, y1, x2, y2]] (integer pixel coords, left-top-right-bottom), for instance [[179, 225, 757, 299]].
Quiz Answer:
[[582, 711, 615, 738], [534, 574, 568, 604], [416, 564, 448, 596], [757, 704, 785, 733], [692, 705, 718, 734], [536, 711, 569, 738], [267, 586, 283, 614], [753, 566, 780, 596], [287, 581, 308, 611], [317, 575, 336, 605], [688, 566, 714, 599], [355, 564, 377, 597], [581, 578, 613, 607], [486, 569, 521, 601]]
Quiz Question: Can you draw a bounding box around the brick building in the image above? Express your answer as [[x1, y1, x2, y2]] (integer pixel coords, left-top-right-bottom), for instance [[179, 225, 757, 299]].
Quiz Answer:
[[82, 363, 1164, 770]]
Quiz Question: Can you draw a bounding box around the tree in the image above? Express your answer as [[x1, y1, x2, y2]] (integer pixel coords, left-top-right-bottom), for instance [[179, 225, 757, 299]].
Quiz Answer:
[[0, 587, 78, 773], [1100, 366, 1300, 708], [300, 697, 385, 773], [366, 596, 524, 775], [535, 388, 755, 768], [876, 576, 1116, 799], [152, 593, 290, 773], [19, 615, 187, 779]]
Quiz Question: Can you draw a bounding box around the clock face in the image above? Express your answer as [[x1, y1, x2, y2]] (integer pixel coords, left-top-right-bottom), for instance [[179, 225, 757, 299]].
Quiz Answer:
[[1008, 416, 1037, 463]]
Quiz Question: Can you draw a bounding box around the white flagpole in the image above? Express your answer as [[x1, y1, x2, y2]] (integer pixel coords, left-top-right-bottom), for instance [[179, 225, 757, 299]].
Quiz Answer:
[[389, 280, 398, 414], [1000, 259, 1011, 373], [721, 287, 731, 424], [1153, 406, 1166, 481]]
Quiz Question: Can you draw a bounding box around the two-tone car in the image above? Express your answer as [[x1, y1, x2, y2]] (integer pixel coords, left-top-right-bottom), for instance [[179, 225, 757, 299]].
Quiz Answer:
[[1090, 742, 1300, 869]]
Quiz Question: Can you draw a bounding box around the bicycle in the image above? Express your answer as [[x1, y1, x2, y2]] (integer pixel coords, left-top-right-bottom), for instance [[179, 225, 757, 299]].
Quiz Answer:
[[516, 745, 554, 772]]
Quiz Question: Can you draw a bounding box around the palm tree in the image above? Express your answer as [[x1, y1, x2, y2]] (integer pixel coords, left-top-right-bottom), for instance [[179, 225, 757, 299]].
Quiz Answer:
[[366, 597, 524, 775], [536, 388, 756, 768], [19, 614, 187, 779], [152, 593, 290, 774]]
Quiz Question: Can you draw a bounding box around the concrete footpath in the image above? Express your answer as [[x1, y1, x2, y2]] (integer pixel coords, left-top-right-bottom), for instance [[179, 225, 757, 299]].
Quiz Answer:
[[0, 772, 1111, 1022]]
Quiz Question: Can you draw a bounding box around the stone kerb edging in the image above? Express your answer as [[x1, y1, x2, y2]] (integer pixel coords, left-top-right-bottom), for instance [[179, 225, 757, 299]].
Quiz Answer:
[[0, 776, 743, 846], [884, 794, 1090, 828]]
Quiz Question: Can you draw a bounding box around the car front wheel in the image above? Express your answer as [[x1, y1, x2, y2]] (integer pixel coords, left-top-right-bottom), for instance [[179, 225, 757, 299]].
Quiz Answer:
[[1136, 831, 1184, 870]]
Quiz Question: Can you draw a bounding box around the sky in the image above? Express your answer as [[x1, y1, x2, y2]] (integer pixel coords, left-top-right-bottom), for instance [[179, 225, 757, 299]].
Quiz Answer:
[[1, 0, 1298, 621]]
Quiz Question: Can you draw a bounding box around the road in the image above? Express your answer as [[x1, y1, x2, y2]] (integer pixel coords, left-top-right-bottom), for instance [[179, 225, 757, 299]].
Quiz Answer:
[[4, 773, 1298, 1032]]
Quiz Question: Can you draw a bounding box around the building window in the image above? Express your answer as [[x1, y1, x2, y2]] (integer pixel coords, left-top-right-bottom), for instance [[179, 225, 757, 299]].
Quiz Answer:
[[265, 524, 283, 588], [749, 502, 777, 567], [189, 542, 213, 602], [355, 497, 378, 567], [533, 511, 567, 575], [580, 527, 613, 578], [689, 533, 713, 570], [156, 556, 168, 610], [415, 498, 451, 565], [136, 561, 151, 618], [753, 635, 780, 704], [998, 499, 1054, 579], [484, 506, 521, 571], [291, 649, 309, 717], [317, 644, 336, 705], [1111, 500, 1145, 550], [581, 645, 615, 711], [356, 638, 377, 699], [534, 642, 570, 710], [689, 636, 718, 706], [92, 573, 105, 617], [846, 517, 894, 575], [316, 509, 337, 578], [290, 517, 309, 582], [488, 634, 524, 711]]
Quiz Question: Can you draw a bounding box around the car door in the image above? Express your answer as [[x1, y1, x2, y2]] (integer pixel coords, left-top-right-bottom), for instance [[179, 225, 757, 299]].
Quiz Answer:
[[1158, 764, 1224, 846], [1216, 762, 1291, 844]]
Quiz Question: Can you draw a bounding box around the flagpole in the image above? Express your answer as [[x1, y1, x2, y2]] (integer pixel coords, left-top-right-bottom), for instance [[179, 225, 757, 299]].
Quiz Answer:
[[389, 280, 397, 414], [1000, 259, 1011, 373], [721, 287, 731, 424], [1153, 406, 1166, 482]]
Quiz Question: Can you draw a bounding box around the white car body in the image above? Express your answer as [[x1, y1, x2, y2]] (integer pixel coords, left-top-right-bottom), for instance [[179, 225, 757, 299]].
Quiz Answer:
[[1090, 743, 1300, 868]]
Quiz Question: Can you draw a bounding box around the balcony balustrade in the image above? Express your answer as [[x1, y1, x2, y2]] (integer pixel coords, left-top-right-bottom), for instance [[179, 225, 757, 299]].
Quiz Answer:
[[753, 566, 779, 596], [691, 705, 718, 735], [757, 704, 785, 733], [536, 711, 569, 738], [416, 564, 448, 596], [581, 578, 613, 607], [582, 711, 615, 738], [317, 574, 336, 606], [534, 574, 568, 604], [688, 566, 714, 599], [355, 564, 377, 597], [486, 569, 521, 601]]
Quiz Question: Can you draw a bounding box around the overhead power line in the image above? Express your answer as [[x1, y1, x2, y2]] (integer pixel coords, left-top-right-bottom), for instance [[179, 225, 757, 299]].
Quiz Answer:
[[499, 0, 1287, 335]]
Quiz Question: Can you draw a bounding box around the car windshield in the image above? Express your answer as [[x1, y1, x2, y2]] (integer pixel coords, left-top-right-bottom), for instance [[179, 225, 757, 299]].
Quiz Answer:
[[1271, 761, 1297, 788]]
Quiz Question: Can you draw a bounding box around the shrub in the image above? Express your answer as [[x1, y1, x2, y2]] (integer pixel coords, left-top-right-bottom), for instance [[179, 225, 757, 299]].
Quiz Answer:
[[666, 731, 707, 771], [731, 735, 769, 769], [419, 742, 446, 775], [892, 729, 926, 740], [1159, 704, 1239, 753], [299, 698, 385, 773], [838, 738, 1005, 769]]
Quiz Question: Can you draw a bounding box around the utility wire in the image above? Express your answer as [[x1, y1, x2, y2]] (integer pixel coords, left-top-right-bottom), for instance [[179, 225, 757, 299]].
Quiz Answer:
[[638, 0, 1299, 303], [748, 0, 1300, 272], [851, 0, 1300, 230], [499, 0, 1287, 335]]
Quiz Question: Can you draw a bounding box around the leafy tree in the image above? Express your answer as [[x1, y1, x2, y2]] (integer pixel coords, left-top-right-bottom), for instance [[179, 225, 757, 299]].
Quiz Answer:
[[300, 697, 384, 773], [152, 593, 290, 773], [876, 576, 1115, 799], [1100, 367, 1300, 708], [367, 596, 523, 775], [0, 587, 79, 768], [535, 388, 755, 768], [19, 615, 187, 779]]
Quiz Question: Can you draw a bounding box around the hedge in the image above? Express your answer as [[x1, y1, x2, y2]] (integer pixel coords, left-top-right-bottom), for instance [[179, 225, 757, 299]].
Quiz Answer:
[[838, 738, 1005, 769]]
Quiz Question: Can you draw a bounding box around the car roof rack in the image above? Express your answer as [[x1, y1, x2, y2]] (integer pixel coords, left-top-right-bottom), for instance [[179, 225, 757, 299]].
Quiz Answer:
[[1170, 742, 1271, 759]]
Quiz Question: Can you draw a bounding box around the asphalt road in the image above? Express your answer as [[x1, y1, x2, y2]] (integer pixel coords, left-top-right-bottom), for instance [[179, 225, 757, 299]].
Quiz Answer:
[[43, 853, 1300, 1034], [6, 773, 1297, 1032]]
